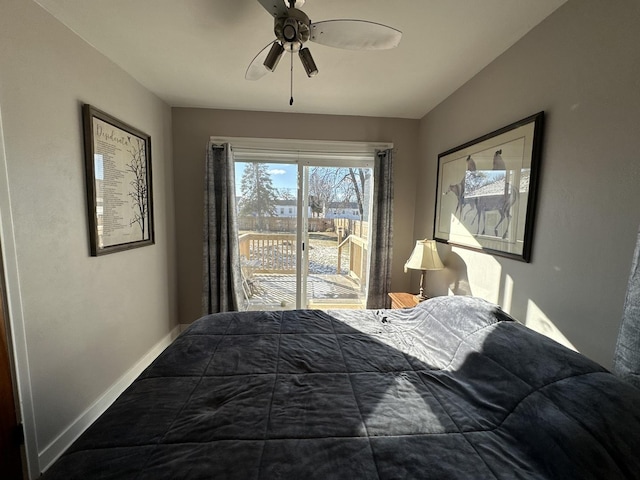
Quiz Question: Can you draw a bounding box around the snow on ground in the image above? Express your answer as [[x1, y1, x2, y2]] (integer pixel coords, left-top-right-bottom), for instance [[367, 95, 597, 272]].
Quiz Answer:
[[308, 241, 349, 275]]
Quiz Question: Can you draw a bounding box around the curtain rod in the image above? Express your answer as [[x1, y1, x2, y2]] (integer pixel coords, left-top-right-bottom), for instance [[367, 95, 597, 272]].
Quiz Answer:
[[228, 145, 379, 157], [209, 136, 392, 154]]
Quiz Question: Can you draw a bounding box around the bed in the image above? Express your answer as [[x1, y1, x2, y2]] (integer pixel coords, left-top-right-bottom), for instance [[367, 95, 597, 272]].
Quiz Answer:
[[42, 295, 640, 479]]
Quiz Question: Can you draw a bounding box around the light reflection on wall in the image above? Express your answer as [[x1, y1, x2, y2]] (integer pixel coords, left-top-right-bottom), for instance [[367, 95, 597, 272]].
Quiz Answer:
[[502, 274, 514, 314], [453, 247, 502, 304], [525, 299, 577, 352], [448, 212, 483, 248]]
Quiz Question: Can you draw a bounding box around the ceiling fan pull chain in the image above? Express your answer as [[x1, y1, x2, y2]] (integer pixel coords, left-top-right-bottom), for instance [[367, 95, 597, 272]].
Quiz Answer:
[[290, 50, 294, 105]]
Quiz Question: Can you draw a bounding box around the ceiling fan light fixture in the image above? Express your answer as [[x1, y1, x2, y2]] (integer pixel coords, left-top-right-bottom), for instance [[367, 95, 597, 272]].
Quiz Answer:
[[299, 47, 318, 77], [281, 17, 299, 43], [264, 41, 285, 72]]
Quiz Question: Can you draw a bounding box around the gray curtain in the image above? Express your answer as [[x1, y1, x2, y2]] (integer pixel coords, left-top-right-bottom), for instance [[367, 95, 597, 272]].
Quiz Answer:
[[202, 142, 243, 314], [613, 226, 640, 388], [366, 149, 394, 309]]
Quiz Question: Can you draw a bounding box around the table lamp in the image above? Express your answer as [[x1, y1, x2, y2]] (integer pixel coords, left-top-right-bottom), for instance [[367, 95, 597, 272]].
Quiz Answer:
[[404, 239, 444, 301]]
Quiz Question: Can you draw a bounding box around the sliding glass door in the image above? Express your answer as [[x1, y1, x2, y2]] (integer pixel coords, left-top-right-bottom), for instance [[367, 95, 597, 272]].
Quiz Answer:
[[303, 165, 373, 309], [235, 157, 374, 311]]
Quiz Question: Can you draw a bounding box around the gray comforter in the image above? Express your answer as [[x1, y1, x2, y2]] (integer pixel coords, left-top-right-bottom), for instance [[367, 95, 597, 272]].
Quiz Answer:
[[43, 296, 640, 479]]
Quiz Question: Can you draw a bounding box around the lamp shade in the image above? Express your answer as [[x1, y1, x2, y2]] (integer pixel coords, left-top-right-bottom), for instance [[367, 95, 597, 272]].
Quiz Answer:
[[404, 239, 444, 272]]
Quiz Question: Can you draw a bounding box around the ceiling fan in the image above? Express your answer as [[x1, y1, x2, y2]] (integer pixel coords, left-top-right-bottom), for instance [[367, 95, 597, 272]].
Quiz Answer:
[[245, 0, 402, 104]]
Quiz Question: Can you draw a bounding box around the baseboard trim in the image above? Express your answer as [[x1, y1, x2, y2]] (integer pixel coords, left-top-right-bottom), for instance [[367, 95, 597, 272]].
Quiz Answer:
[[38, 325, 182, 474]]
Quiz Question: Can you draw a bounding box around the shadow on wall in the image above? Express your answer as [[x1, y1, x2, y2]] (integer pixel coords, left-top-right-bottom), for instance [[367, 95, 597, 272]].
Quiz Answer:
[[442, 250, 472, 296], [414, 245, 472, 298]]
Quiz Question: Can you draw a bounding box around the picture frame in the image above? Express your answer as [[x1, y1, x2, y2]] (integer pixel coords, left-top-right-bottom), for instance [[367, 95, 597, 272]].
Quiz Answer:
[[433, 112, 544, 262], [82, 104, 154, 256]]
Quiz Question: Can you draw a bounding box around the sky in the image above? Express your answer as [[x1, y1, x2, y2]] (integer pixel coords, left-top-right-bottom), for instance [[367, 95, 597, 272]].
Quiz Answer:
[[235, 162, 297, 197]]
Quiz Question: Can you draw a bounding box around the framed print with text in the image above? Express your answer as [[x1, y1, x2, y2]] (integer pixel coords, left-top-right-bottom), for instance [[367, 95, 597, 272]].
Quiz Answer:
[[433, 112, 544, 262], [83, 104, 155, 256]]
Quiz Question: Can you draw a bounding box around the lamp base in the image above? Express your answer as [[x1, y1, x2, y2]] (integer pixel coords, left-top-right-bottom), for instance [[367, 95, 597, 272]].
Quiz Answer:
[[414, 280, 427, 303]]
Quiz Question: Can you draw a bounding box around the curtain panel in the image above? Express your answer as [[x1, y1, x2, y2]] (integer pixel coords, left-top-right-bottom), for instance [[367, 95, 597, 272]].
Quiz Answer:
[[202, 142, 243, 314], [366, 149, 394, 309], [613, 225, 640, 388]]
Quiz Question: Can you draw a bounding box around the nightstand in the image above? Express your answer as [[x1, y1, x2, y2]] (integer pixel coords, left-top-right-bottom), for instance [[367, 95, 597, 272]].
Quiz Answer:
[[388, 292, 421, 309]]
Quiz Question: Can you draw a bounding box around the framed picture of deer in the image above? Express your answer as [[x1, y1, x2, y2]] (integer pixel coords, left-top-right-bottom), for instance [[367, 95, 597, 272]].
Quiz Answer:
[[82, 104, 155, 256], [433, 112, 544, 262]]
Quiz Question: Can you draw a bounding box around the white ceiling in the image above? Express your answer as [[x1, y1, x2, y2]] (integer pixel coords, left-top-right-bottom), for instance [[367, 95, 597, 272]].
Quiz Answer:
[[35, 0, 567, 119]]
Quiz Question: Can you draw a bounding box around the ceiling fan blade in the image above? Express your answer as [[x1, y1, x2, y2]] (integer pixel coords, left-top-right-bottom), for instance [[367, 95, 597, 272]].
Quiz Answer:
[[309, 20, 402, 50], [245, 42, 274, 80], [256, 0, 288, 18]]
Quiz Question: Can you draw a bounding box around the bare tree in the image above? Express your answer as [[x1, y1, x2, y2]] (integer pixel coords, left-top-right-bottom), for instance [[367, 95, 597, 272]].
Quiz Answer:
[[306, 166, 372, 219], [277, 188, 295, 201], [309, 167, 343, 216], [126, 138, 148, 238], [344, 168, 372, 219]]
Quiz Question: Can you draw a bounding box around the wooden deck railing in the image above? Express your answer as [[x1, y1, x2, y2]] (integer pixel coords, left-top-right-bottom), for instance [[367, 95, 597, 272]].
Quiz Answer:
[[239, 232, 368, 286], [337, 234, 368, 286], [238, 233, 296, 274]]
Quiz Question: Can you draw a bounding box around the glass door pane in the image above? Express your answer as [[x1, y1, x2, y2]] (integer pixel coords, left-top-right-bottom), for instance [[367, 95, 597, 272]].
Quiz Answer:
[[235, 161, 298, 311], [304, 165, 373, 309]]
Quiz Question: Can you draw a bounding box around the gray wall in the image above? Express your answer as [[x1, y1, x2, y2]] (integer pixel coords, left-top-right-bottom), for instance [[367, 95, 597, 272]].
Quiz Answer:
[[0, 0, 177, 472], [415, 0, 640, 368], [172, 108, 419, 324]]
